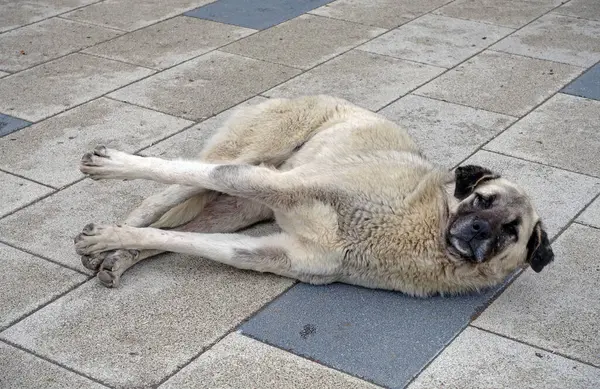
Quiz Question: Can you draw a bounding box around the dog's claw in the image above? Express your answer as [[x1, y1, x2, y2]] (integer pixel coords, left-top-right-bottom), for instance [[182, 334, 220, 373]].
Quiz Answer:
[[94, 145, 108, 157], [98, 270, 120, 288], [82, 223, 96, 235]]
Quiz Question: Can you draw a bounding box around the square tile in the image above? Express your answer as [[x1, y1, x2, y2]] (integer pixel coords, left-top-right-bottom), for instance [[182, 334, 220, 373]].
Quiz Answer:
[[380, 95, 516, 168], [360, 14, 513, 68], [109, 50, 299, 121], [264, 50, 444, 111], [0, 53, 154, 122], [309, 0, 453, 29], [414, 51, 583, 116], [84, 17, 254, 70], [185, 0, 335, 30], [577, 197, 600, 229], [434, 0, 563, 29], [0, 0, 98, 33], [554, 0, 600, 22], [0, 252, 293, 388], [62, 0, 215, 31], [240, 282, 509, 389], [0, 113, 31, 137], [408, 327, 600, 389], [491, 14, 600, 68], [463, 151, 600, 238], [0, 244, 86, 330], [0, 98, 193, 188], [473, 223, 600, 366], [562, 63, 600, 101], [0, 343, 106, 389], [0, 172, 53, 218], [0, 18, 121, 72], [161, 333, 380, 388], [222, 14, 385, 69], [485, 94, 600, 177]]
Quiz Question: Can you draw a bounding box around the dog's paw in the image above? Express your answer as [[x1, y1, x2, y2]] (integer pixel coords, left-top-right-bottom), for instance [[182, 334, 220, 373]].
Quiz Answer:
[[80, 145, 132, 180], [74, 223, 119, 256], [84, 249, 139, 288]]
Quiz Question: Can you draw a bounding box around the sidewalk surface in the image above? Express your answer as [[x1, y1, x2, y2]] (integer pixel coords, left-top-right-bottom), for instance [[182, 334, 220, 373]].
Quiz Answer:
[[1, 0, 600, 388]]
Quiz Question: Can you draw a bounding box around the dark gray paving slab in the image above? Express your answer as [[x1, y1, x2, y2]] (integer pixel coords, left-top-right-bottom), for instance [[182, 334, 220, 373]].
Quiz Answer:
[[185, 0, 335, 30], [240, 280, 514, 389], [561, 62, 600, 101], [0, 113, 31, 137]]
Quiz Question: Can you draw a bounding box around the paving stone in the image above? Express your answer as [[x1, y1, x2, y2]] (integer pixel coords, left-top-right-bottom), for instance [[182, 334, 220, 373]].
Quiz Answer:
[[0, 18, 122, 72], [0, 254, 293, 388], [0, 178, 164, 273], [0, 71, 8, 78], [160, 333, 380, 388], [185, 0, 335, 30], [553, 0, 600, 22], [360, 14, 513, 68], [0, 244, 86, 330], [62, 0, 215, 32], [379, 95, 515, 168], [84, 17, 254, 70], [577, 197, 600, 229], [0, 53, 154, 122], [309, 0, 452, 29], [0, 113, 31, 137], [0, 342, 106, 389], [0, 98, 193, 188], [473, 224, 600, 366], [240, 281, 509, 389], [414, 51, 583, 116], [491, 14, 600, 68], [109, 50, 299, 121], [408, 327, 600, 389], [463, 150, 600, 238], [485, 94, 600, 177], [0, 0, 98, 33], [222, 14, 385, 69], [562, 63, 600, 101], [434, 0, 563, 28], [0, 172, 53, 218], [264, 50, 444, 111]]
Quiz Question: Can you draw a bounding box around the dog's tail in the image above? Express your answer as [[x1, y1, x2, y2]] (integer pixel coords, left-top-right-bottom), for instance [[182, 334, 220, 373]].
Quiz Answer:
[[150, 192, 217, 229]]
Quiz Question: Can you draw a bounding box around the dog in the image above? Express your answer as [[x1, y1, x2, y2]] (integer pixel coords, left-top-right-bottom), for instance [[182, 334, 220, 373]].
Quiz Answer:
[[74, 95, 554, 297]]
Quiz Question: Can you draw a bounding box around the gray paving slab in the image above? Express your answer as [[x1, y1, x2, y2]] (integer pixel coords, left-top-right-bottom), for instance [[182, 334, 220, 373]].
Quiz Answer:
[[485, 94, 600, 177], [0, 97, 193, 188], [360, 14, 513, 68], [309, 0, 452, 29], [474, 223, 600, 366], [0, 171, 53, 218], [0, 17, 121, 72], [0, 0, 98, 33], [434, 0, 563, 28], [562, 63, 600, 101], [185, 0, 335, 30], [240, 281, 511, 389], [0, 342, 107, 389], [160, 333, 381, 389], [109, 50, 299, 121], [553, 0, 600, 22], [264, 50, 444, 111], [222, 14, 385, 69], [84, 16, 254, 70], [414, 50, 583, 116], [0, 251, 293, 388], [463, 150, 600, 238], [491, 14, 600, 68], [408, 327, 600, 389], [62, 0, 215, 32], [0, 71, 8, 78], [0, 53, 154, 122], [0, 113, 31, 137], [577, 197, 600, 228], [379, 95, 516, 168], [0, 243, 87, 330]]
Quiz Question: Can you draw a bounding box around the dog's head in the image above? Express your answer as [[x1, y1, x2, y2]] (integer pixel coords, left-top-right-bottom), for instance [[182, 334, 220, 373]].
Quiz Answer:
[[445, 165, 554, 273]]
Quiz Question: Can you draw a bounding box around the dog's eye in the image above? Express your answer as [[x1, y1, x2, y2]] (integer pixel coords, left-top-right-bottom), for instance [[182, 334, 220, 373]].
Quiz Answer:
[[474, 193, 495, 209], [502, 219, 520, 237]]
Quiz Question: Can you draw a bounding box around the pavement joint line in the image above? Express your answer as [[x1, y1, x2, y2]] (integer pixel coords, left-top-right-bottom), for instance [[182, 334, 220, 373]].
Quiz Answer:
[[469, 325, 600, 370], [551, 11, 600, 24], [406, 93, 519, 117], [304, 8, 413, 30], [55, 14, 129, 33], [487, 49, 589, 69], [0, 337, 114, 388], [573, 221, 600, 231], [79, 51, 158, 71], [429, 11, 521, 29], [354, 48, 450, 69], [0, 168, 58, 189]]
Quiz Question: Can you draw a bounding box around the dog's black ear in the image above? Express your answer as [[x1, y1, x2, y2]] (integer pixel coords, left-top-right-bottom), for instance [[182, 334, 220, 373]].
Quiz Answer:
[[526, 221, 554, 273], [454, 165, 500, 200]]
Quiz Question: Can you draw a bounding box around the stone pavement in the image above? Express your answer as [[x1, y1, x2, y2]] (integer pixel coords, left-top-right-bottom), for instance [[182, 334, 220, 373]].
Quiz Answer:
[[1, 0, 599, 388]]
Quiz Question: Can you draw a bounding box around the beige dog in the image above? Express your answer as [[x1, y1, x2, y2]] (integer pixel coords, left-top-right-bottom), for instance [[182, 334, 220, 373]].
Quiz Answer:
[[75, 95, 553, 297]]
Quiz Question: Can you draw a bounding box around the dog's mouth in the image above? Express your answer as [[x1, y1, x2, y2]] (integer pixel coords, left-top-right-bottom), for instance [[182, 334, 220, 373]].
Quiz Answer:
[[447, 236, 489, 263]]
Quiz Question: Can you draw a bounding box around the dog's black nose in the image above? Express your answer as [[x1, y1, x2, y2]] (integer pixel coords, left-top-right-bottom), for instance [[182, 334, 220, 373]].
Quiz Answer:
[[471, 219, 490, 237]]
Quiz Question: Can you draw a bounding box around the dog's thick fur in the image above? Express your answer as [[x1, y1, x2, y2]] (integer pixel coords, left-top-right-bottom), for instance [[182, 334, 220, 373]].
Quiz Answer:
[[75, 95, 554, 297]]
